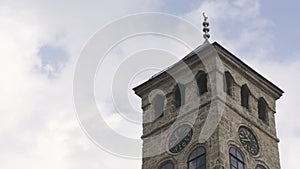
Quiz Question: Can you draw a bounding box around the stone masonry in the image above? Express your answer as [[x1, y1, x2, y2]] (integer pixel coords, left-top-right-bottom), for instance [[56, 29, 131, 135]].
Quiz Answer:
[[134, 41, 283, 169]]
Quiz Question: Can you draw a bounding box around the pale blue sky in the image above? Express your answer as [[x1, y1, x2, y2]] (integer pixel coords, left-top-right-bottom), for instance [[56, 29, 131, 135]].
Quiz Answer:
[[260, 0, 300, 61], [38, 44, 69, 77]]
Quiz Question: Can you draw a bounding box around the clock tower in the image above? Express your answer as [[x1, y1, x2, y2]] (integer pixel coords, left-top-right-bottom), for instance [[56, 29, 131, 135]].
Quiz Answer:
[[133, 14, 283, 169]]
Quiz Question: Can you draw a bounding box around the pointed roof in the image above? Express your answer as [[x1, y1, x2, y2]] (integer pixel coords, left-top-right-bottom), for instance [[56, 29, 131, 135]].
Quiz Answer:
[[133, 42, 284, 99]]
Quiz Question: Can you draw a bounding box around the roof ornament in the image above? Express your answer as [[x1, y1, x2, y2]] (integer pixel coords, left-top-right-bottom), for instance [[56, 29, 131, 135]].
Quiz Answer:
[[202, 12, 210, 41]]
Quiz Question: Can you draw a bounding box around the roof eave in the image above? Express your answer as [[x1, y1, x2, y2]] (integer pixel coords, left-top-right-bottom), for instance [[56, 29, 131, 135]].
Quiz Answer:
[[212, 42, 284, 99]]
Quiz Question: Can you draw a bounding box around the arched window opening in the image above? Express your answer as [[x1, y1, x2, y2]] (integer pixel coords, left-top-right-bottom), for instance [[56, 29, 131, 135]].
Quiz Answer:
[[256, 164, 266, 169], [229, 147, 245, 169], [159, 160, 174, 169], [175, 83, 185, 107], [258, 97, 267, 122], [241, 84, 250, 108], [153, 94, 165, 119], [187, 146, 206, 169], [197, 71, 208, 95], [224, 71, 234, 95]]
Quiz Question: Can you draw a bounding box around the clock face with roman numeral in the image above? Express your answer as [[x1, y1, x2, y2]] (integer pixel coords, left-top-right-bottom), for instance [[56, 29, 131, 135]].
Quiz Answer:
[[238, 126, 259, 155]]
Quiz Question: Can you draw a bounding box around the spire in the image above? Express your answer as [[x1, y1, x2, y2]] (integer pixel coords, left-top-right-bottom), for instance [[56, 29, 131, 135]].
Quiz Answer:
[[202, 12, 210, 41]]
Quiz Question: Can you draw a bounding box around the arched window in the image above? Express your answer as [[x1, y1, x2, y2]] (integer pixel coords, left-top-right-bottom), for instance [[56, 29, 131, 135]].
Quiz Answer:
[[258, 97, 267, 122], [224, 71, 234, 95], [187, 146, 206, 169], [229, 147, 245, 169], [241, 84, 250, 108], [159, 160, 174, 169], [197, 71, 208, 95], [175, 83, 185, 107], [153, 94, 165, 119], [256, 164, 266, 169]]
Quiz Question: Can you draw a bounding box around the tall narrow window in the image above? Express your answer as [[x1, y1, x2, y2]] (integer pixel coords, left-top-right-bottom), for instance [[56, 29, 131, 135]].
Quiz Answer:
[[258, 97, 267, 122], [197, 71, 208, 95], [159, 160, 174, 169], [241, 84, 250, 108], [175, 83, 185, 107], [224, 71, 234, 95], [229, 147, 245, 169], [153, 94, 165, 119], [187, 146, 206, 169], [256, 164, 266, 169]]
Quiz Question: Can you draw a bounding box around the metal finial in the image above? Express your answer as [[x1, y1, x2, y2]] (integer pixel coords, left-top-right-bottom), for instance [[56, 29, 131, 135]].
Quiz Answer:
[[202, 12, 210, 40]]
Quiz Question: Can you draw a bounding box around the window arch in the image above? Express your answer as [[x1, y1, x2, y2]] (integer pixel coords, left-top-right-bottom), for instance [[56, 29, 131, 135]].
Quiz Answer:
[[175, 83, 185, 107], [224, 71, 234, 95], [196, 71, 208, 95], [258, 97, 267, 122], [159, 160, 174, 169], [241, 84, 250, 108], [256, 164, 266, 169], [229, 147, 245, 169], [187, 146, 206, 169], [152, 94, 165, 119]]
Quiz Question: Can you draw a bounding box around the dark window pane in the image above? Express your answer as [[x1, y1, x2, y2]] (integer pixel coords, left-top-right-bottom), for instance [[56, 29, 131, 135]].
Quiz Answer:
[[175, 84, 185, 107], [153, 94, 165, 119], [188, 147, 205, 161], [256, 165, 266, 169], [229, 147, 244, 169], [258, 97, 267, 122], [241, 84, 250, 108], [224, 71, 233, 95], [231, 165, 237, 169], [231, 157, 237, 167], [197, 72, 208, 95], [159, 161, 174, 169], [229, 147, 236, 155], [236, 151, 243, 161], [175, 86, 181, 107], [189, 160, 197, 169], [199, 156, 205, 165], [238, 162, 244, 169], [188, 146, 206, 169]]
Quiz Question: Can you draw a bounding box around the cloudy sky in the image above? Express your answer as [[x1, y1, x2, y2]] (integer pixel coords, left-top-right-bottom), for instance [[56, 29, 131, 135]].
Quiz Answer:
[[0, 0, 299, 168]]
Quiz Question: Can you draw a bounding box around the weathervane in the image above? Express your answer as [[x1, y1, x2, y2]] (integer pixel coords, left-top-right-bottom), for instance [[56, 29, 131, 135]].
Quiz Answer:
[[202, 12, 210, 41]]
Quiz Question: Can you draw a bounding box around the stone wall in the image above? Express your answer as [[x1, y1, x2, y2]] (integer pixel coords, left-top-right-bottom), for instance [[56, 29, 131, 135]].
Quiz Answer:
[[136, 44, 281, 169]]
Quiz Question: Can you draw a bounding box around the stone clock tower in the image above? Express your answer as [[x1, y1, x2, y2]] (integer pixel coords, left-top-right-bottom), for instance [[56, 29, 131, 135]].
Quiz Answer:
[[133, 15, 283, 169]]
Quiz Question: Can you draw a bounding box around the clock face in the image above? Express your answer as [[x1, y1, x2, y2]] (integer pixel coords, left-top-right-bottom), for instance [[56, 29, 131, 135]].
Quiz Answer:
[[238, 126, 259, 155], [168, 124, 193, 153]]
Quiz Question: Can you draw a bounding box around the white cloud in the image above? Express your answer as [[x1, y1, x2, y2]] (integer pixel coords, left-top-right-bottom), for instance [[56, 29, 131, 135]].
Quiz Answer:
[[185, 0, 300, 168], [245, 56, 300, 169], [185, 0, 275, 60], [0, 0, 298, 169], [0, 1, 153, 168]]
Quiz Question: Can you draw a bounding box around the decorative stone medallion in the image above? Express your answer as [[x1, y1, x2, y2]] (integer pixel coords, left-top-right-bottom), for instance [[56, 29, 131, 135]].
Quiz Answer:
[[168, 124, 193, 154]]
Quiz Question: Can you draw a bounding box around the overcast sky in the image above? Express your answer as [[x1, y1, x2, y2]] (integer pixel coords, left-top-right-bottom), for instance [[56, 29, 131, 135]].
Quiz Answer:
[[0, 0, 299, 169]]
